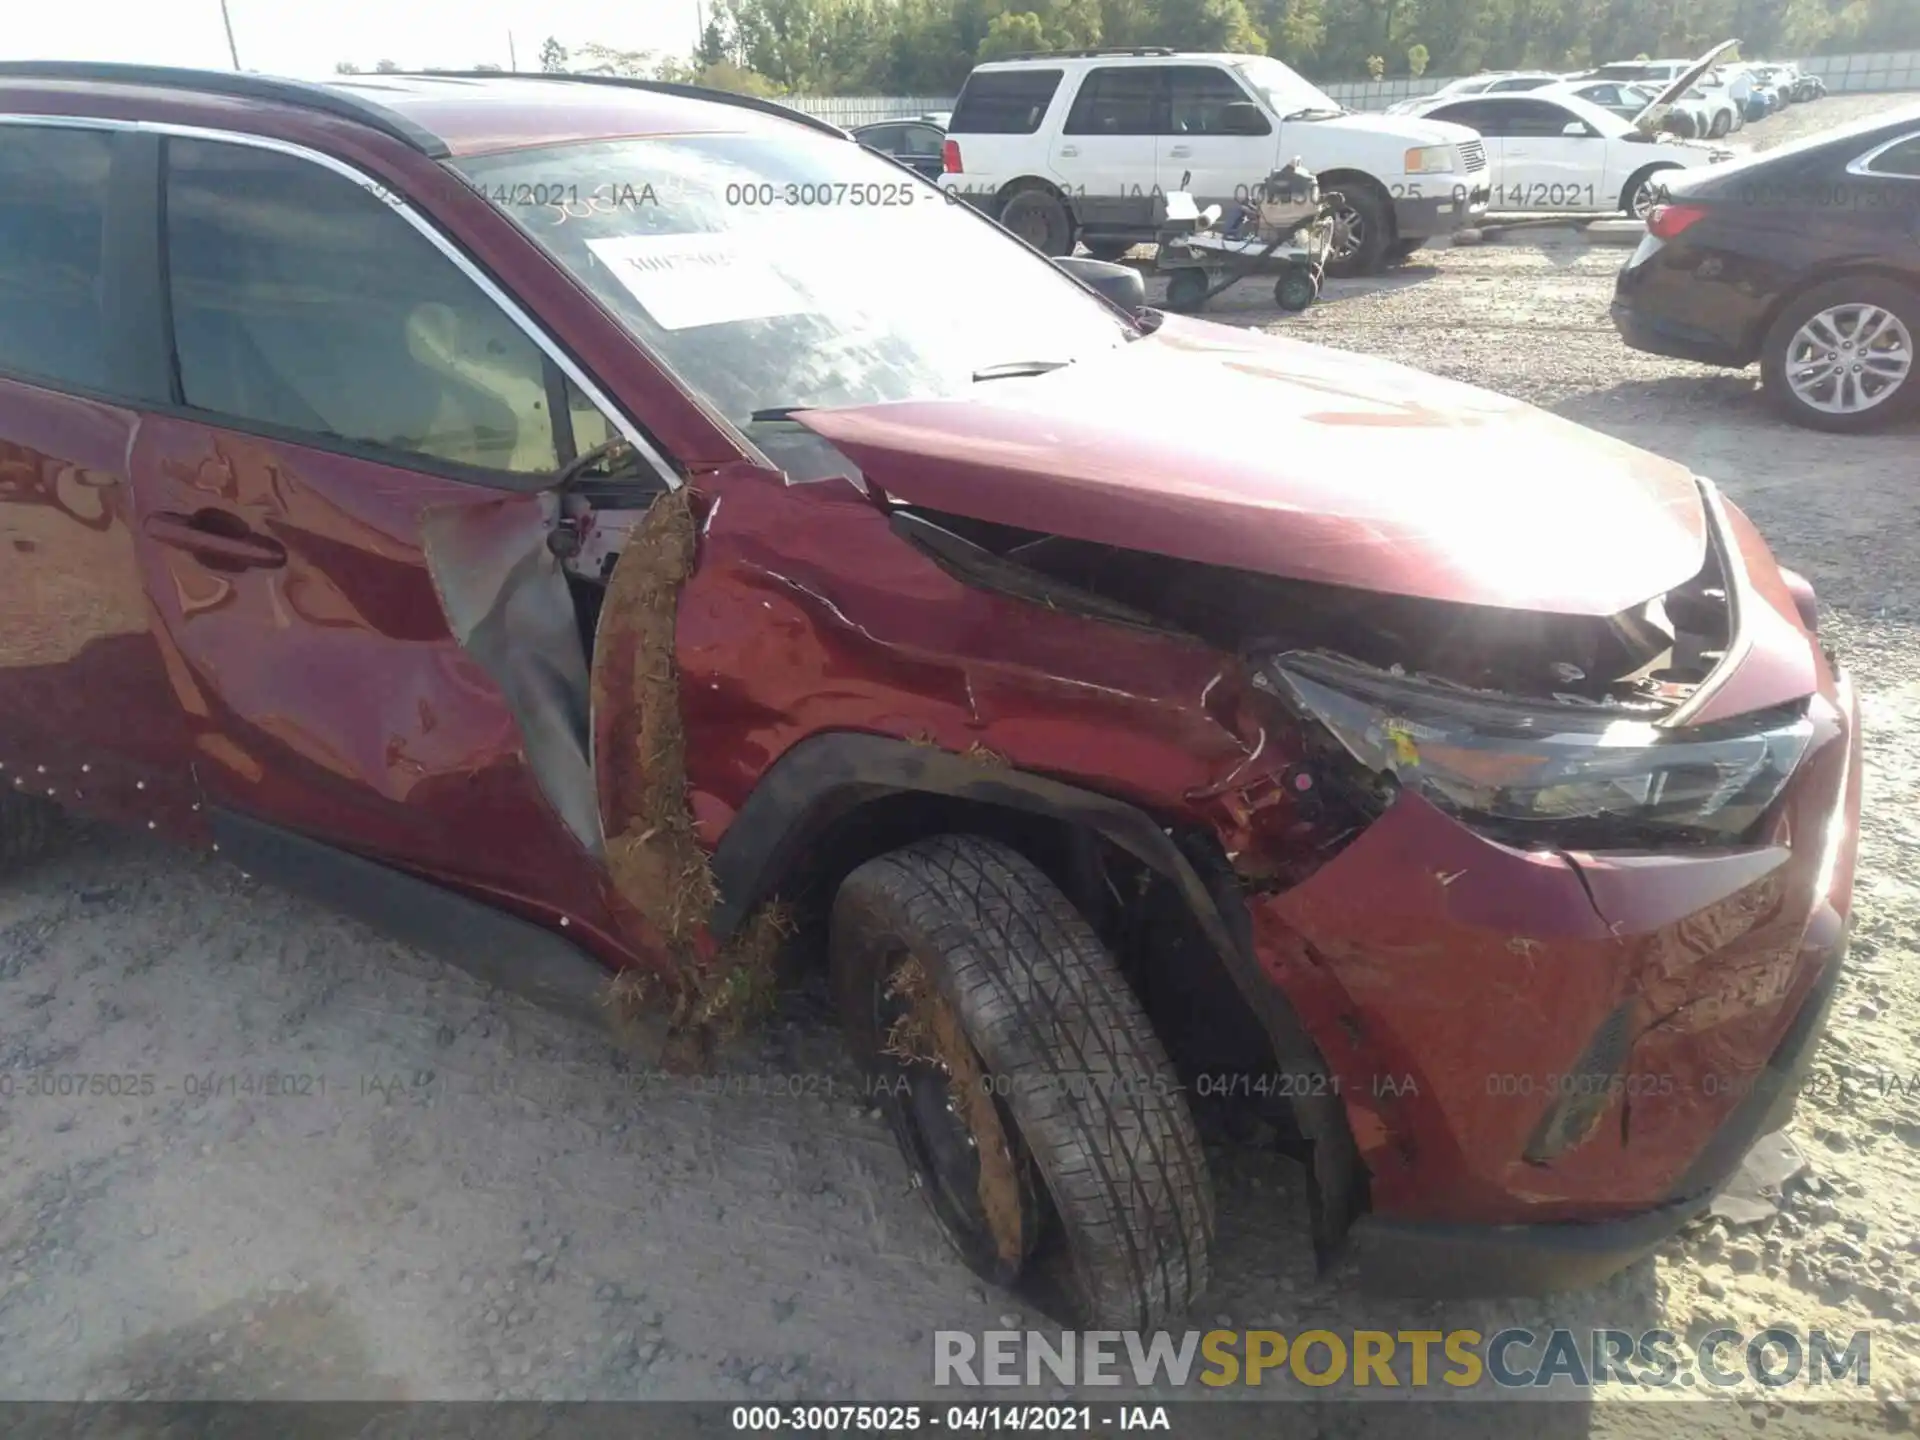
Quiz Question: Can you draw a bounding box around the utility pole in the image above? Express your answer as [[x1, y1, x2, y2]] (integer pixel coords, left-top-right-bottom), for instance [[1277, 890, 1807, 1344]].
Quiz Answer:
[[507, 30, 519, 71], [219, 0, 241, 69]]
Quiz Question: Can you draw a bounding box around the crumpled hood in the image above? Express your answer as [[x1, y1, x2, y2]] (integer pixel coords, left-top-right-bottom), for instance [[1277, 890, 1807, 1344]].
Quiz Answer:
[[794, 315, 1706, 617]]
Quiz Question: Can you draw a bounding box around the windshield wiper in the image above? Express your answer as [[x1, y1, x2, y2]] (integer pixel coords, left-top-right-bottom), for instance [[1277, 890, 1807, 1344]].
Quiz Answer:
[[749, 405, 812, 422], [972, 360, 1072, 382]]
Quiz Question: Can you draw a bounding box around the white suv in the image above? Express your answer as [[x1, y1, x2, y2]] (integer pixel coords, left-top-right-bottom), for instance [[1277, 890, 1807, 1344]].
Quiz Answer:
[[938, 48, 1492, 275]]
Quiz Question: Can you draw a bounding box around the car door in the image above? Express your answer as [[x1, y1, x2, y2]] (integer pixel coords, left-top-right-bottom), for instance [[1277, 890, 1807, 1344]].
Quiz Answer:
[[1053, 66, 1162, 232], [128, 131, 631, 921], [1158, 64, 1275, 214], [1493, 98, 1609, 211], [0, 123, 205, 841]]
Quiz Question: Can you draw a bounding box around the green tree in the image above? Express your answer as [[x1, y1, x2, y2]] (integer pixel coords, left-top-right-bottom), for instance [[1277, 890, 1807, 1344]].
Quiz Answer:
[[373, 58, 400, 72], [1151, 0, 1268, 52], [334, 60, 361, 73], [1365, 51, 1384, 75], [1406, 40, 1428, 72], [538, 36, 569, 71], [978, 9, 1050, 58]]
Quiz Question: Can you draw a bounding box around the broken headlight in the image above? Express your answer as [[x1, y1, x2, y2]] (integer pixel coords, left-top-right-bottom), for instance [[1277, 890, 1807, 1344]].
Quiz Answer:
[[1269, 651, 1812, 845]]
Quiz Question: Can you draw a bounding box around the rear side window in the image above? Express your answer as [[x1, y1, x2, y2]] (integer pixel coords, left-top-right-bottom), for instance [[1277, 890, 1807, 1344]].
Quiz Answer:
[[1064, 67, 1162, 136], [1428, 101, 1493, 131], [164, 138, 566, 476], [858, 124, 904, 150], [950, 69, 1063, 134], [0, 126, 112, 392]]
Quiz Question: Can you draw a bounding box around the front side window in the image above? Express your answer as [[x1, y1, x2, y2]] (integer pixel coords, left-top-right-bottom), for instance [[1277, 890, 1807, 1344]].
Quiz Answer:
[[1502, 100, 1585, 137], [165, 137, 575, 476], [1064, 67, 1161, 136], [0, 126, 113, 392], [1165, 67, 1265, 135], [454, 132, 1130, 434]]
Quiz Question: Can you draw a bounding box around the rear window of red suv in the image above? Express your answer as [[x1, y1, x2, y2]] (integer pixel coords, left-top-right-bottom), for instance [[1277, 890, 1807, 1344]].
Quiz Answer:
[[949, 69, 1064, 134]]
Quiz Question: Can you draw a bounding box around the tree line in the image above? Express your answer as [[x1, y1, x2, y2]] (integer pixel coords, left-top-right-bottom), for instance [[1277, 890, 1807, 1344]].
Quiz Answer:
[[338, 0, 1919, 94]]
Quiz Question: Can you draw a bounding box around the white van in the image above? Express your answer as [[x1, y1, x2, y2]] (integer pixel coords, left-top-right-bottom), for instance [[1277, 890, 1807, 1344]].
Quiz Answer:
[[937, 48, 1492, 275]]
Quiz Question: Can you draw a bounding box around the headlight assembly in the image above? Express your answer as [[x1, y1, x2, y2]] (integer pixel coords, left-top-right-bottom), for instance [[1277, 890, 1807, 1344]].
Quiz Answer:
[[1270, 651, 1812, 846], [1403, 144, 1457, 175]]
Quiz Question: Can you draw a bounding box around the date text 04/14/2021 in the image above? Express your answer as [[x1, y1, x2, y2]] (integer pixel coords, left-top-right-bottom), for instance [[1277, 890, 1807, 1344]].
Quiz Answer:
[[730, 1405, 1172, 1432]]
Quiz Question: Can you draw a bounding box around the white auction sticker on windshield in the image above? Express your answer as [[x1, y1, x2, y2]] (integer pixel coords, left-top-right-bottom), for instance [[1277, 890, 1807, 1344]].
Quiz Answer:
[[586, 232, 813, 330]]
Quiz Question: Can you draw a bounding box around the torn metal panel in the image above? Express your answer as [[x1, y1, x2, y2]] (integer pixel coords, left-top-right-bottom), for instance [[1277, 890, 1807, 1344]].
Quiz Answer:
[[420, 493, 602, 857]]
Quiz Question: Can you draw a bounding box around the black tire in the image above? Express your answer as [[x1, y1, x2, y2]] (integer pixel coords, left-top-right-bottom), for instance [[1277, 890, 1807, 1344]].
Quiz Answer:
[[1709, 111, 1731, 139], [1080, 238, 1135, 262], [1275, 268, 1317, 312], [1323, 184, 1392, 278], [1162, 268, 1210, 313], [1383, 238, 1426, 265], [1761, 275, 1920, 434], [998, 186, 1075, 257], [830, 834, 1213, 1330], [1620, 165, 1676, 219], [0, 791, 60, 874]]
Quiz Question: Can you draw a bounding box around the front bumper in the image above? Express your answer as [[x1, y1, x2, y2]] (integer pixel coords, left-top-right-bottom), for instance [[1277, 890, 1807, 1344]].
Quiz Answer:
[[1243, 615, 1860, 1296], [1346, 911, 1846, 1296], [1393, 183, 1489, 240]]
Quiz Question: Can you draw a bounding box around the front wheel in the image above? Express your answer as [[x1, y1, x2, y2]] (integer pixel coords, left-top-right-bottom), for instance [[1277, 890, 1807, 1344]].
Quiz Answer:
[[998, 186, 1074, 257], [1621, 166, 1675, 220], [1163, 267, 1211, 313], [1761, 277, 1919, 433], [1710, 111, 1731, 139], [1322, 185, 1392, 278], [830, 834, 1213, 1329]]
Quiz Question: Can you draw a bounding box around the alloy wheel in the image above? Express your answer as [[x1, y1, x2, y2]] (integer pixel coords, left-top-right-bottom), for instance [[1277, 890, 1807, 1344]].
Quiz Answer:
[[1328, 203, 1363, 260], [1786, 304, 1914, 416]]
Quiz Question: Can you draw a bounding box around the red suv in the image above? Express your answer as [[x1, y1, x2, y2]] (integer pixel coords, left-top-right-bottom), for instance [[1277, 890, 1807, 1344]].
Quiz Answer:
[[0, 62, 1860, 1328]]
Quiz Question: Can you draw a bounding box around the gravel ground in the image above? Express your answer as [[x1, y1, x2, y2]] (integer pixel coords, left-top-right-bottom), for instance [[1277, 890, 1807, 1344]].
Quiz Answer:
[[2, 91, 1917, 1433]]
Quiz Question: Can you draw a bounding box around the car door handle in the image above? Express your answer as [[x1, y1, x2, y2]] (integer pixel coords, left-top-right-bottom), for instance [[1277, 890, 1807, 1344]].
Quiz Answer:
[[144, 510, 288, 570], [1057, 145, 1079, 157], [1167, 145, 1193, 157]]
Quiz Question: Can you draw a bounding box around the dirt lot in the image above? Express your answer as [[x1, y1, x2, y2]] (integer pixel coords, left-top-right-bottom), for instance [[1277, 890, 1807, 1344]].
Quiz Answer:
[[1, 92, 1917, 1433]]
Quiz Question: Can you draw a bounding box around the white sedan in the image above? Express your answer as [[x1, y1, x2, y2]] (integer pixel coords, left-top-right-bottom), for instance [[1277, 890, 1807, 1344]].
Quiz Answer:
[[1394, 91, 1734, 217]]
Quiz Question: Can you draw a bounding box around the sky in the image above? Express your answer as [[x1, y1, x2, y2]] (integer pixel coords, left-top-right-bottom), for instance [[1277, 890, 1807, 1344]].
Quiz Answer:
[[4, 0, 708, 80]]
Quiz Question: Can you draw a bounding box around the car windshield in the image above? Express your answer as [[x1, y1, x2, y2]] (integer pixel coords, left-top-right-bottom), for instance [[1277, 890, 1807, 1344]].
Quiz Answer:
[[1231, 56, 1344, 116], [452, 132, 1131, 433]]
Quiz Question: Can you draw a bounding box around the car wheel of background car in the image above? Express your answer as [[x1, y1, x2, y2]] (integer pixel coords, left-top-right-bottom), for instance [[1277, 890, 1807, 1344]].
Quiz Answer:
[[1666, 111, 1699, 139], [1323, 184, 1392, 279], [1080, 238, 1136, 263], [829, 833, 1213, 1330], [1621, 165, 1678, 220], [1710, 111, 1731, 138], [1761, 276, 1920, 434], [0, 791, 62, 876], [998, 185, 1075, 257]]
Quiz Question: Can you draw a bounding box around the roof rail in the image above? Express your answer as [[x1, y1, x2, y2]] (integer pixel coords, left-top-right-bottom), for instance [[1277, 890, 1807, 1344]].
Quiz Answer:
[[384, 70, 852, 141], [1001, 46, 1178, 60], [0, 60, 451, 157]]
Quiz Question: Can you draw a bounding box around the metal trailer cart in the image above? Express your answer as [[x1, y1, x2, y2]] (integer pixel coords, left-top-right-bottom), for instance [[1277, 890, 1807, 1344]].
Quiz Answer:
[[1153, 159, 1337, 315]]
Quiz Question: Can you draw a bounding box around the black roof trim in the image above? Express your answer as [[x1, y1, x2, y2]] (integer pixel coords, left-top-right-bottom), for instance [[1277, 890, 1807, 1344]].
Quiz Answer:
[[0, 60, 453, 157], [1000, 46, 1178, 60], [385, 70, 852, 141]]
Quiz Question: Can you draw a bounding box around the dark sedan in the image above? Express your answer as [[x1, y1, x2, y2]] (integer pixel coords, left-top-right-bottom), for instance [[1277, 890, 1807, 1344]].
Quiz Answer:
[[1612, 104, 1920, 432], [851, 117, 946, 182]]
